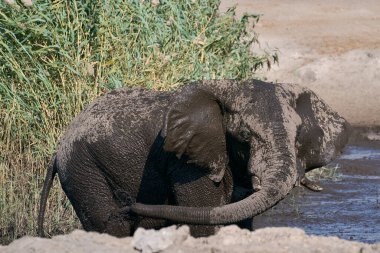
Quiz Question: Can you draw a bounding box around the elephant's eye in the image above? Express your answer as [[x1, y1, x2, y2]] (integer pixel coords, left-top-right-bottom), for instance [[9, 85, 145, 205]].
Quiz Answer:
[[241, 130, 251, 140], [239, 125, 253, 141]]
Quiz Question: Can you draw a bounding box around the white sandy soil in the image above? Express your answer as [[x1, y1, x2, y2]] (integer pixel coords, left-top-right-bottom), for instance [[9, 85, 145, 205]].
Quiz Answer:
[[220, 0, 380, 126], [2, 226, 379, 253]]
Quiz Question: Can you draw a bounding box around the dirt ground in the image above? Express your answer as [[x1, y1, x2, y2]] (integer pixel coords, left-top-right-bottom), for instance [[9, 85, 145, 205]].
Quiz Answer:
[[2, 226, 379, 253], [220, 0, 380, 126]]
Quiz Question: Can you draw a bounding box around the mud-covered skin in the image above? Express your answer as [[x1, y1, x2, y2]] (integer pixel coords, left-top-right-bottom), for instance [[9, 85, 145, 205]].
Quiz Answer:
[[130, 80, 350, 225], [38, 80, 350, 237], [39, 87, 235, 238]]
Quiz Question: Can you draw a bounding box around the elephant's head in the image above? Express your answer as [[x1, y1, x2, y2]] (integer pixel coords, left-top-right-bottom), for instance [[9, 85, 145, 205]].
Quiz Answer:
[[131, 79, 350, 224]]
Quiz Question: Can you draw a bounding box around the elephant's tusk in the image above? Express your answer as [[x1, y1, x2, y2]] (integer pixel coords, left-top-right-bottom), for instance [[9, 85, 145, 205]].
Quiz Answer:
[[300, 176, 323, 191]]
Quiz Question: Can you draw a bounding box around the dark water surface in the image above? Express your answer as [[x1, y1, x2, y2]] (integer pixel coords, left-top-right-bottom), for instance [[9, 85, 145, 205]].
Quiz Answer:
[[252, 137, 380, 243]]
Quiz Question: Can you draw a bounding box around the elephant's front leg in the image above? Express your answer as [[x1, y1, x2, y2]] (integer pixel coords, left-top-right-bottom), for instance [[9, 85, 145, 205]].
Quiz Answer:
[[169, 162, 233, 237], [60, 171, 133, 237]]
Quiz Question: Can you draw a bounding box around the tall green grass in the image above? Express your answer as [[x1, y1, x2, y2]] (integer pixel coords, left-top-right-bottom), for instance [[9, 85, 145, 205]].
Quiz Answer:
[[0, 0, 276, 244]]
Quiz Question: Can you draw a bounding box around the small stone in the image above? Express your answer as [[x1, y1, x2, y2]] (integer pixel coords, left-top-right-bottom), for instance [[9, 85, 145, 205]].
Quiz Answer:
[[206, 225, 253, 246], [366, 132, 380, 141], [132, 225, 190, 253]]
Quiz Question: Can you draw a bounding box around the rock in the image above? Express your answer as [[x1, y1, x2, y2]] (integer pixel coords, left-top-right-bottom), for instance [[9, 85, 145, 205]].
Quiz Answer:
[[0, 230, 134, 253], [132, 225, 190, 253], [366, 131, 380, 141], [183, 227, 380, 253], [1, 226, 379, 253], [205, 225, 255, 245]]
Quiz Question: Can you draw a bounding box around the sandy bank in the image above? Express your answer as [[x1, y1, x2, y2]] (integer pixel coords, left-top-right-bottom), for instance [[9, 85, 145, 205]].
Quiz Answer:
[[1, 226, 379, 253], [220, 0, 380, 126]]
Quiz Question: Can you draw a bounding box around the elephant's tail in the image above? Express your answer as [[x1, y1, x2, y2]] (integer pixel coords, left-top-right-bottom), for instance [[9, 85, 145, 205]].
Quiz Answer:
[[37, 154, 57, 237]]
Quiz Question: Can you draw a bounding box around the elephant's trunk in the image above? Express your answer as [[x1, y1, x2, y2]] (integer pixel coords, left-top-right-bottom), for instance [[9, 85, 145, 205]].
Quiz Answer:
[[131, 148, 298, 224], [131, 82, 301, 224]]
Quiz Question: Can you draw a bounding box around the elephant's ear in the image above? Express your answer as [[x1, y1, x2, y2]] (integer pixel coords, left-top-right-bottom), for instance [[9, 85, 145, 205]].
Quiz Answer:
[[294, 87, 348, 162], [162, 87, 227, 183], [295, 91, 324, 148]]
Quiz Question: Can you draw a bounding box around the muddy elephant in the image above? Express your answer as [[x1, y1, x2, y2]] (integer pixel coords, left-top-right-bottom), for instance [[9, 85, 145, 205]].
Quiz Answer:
[[128, 80, 350, 225], [38, 82, 236, 238], [38, 80, 350, 237]]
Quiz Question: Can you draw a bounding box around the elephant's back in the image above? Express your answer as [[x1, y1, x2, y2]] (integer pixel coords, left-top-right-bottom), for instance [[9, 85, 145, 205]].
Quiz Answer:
[[55, 87, 171, 171]]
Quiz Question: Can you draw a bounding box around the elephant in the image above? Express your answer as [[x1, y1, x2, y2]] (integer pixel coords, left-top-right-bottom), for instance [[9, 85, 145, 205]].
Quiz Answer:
[[128, 80, 351, 225], [38, 79, 350, 238], [38, 82, 236, 238]]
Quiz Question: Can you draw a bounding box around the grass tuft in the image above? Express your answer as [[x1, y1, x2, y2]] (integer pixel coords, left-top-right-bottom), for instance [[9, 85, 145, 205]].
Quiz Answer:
[[306, 164, 343, 182]]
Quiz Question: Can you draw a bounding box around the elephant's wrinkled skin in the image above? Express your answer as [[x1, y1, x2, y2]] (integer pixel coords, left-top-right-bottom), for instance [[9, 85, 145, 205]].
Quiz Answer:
[[38, 83, 235, 238], [38, 80, 350, 237], [128, 80, 350, 224]]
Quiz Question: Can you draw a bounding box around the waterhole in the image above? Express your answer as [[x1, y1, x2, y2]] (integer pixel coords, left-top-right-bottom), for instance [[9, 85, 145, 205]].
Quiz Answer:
[[252, 129, 380, 243]]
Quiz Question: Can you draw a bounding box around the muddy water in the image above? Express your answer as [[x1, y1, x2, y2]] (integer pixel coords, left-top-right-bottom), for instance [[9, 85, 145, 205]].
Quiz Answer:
[[252, 130, 380, 243]]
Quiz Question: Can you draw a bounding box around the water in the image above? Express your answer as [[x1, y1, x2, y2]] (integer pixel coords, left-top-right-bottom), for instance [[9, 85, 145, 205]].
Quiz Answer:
[[340, 146, 380, 160], [251, 143, 380, 243]]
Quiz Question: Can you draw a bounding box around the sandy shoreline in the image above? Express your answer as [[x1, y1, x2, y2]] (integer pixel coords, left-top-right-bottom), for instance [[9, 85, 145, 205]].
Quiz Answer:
[[2, 226, 379, 253], [220, 0, 380, 126]]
